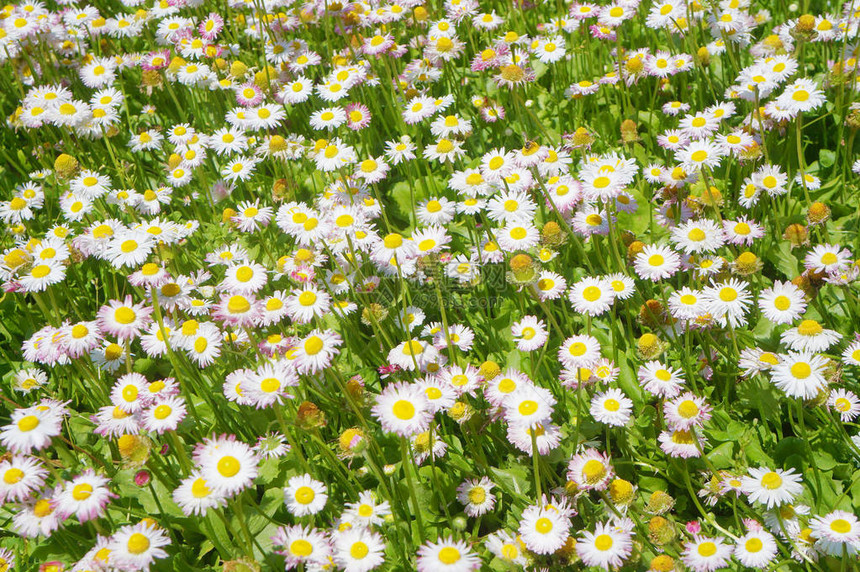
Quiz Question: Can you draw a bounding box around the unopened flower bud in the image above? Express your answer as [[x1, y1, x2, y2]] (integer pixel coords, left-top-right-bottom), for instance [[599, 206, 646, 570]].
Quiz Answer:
[[569, 127, 594, 149], [627, 240, 645, 261], [646, 490, 676, 515], [230, 60, 248, 78], [338, 427, 366, 457], [639, 300, 667, 329], [650, 554, 677, 571], [296, 401, 326, 429], [609, 478, 635, 506], [807, 201, 831, 225], [54, 153, 78, 179], [783, 223, 809, 248], [141, 69, 162, 88], [222, 208, 237, 224], [796, 14, 815, 32], [620, 119, 640, 143], [637, 332, 665, 359], [480, 360, 501, 380], [541, 221, 565, 246], [734, 251, 762, 276], [648, 516, 677, 545]]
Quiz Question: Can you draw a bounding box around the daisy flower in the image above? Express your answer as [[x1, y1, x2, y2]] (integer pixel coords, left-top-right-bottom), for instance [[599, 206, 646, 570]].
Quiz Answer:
[[417, 536, 481, 571], [456, 477, 496, 517], [386, 339, 440, 372], [372, 382, 432, 437], [804, 243, 852, 274], [780, 319, 842, 352], [567, 448, 614, 491], [702, 278, 752, 328], [809, 510, 860, 556], [776, 78, 826, 115], [635, 244, 682, 281], [569, 276, 615, 316], [343, 490, 391, 528], [829, 388, 860, 421], [669, 287, 706, 320], [284, 474, 328, 517], [733, 528, 778, 568], [0, 405, 63, 453], [518, 504, 571, 555], [534, 271, 567, 301], [664, 392, 712, 430], [758, 280, 806, 325], [590, 388, 633, 427], [675, 139, 725, 172], [284, 285, 331, 324], [108, 521, 171, 571], [272, 524, 331, 569], [485, 530, 528, 566], [576, 521, 633, 569], [55, 470, 113, 522], [503, 385, 556, 428], [97, 296, 153, 341], [172, 473, 226, 516], [682, 535, 733, 572], [512, 316, 548, 351], [196, 436, 259, 497], [741, 467, 804, 508], [141, 397, 187, 434], [0, 455, 47, 503], [294, 330, 342, 374], [639, 361, 686, 398], [559, 334, 602, 369], [332, 527, 386, 572], [671, 219, 725, 254]]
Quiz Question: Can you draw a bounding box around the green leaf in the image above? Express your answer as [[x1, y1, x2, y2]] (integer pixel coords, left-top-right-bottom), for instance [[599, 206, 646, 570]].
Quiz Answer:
[[819, 149, 836, 168], [707, 442, 736, 470]]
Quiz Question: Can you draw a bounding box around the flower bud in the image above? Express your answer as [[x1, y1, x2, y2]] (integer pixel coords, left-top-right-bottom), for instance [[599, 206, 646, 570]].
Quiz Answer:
[[620, 119, 640, 143], [54, 153, 78, 179], [796, 14, 815, 32], [230, 60, 248, 78], [609, 478, 635, 506], [569, 126, 595, 149], [627, 240, 645, 260], [338, 428, 366, 457], [221, 208, 237, 224], [480, 360, 501, 380], [648, 516, 677, 545], [733, 251, 762, 276], [807, 201, 830, 225], [296, 401, 326, 429], [541, 221, 565, 247], [639, 300, 667, 329], [783, 223, 809, 248], [646, 490, 676, 515], [649, 554, 677, 571]]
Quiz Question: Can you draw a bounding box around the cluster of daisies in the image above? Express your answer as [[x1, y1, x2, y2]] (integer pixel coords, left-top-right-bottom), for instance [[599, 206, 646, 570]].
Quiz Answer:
[[3, 0, 860, 570]]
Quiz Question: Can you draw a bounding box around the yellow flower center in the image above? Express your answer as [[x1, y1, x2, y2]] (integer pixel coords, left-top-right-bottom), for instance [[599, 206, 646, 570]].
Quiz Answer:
[[127, 533, 150, 555], [17, 415, 39, 432], [594, 534, 614, 550], [72, 483, 93, 500], [392, 400, 415, 420], [217, 455, 240, 477]]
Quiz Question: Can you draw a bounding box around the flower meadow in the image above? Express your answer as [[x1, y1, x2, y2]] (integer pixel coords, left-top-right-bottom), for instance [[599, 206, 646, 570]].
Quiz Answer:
[[5, 0, 860, 571]]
